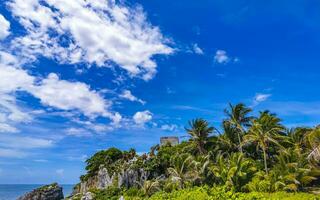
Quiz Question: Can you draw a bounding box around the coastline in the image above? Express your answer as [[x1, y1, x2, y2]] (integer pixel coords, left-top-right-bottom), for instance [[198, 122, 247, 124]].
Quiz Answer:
[[0, 184, 74, 200]]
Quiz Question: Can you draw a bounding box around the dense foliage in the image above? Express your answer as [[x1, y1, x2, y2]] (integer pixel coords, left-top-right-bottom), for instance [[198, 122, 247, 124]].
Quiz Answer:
[[77, 103, 320, 199]]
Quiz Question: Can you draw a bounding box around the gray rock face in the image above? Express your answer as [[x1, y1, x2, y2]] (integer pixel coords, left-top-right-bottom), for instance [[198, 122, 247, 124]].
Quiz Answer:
[[81, 192, 93, 200], [118, 168, 149, 188], [97, 167, 115, 189], [18, 183, 64, 200], [77, 166, 150, 194]]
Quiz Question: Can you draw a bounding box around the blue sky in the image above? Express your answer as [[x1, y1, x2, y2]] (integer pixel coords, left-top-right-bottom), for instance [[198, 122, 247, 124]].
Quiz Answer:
[[0, 0, 320, 184]]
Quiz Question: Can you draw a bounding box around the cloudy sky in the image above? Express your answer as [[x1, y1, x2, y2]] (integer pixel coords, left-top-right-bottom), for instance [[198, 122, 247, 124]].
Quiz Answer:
[[1, 0, 320, 184]]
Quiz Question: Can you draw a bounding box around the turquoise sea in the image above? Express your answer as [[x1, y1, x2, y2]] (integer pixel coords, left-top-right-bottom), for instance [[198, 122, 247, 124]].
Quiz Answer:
[[0, 184, 74, 200]]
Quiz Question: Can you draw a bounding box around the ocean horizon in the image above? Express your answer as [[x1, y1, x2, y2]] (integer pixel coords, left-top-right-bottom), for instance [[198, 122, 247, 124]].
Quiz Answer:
[[0, 184, 74, 200]]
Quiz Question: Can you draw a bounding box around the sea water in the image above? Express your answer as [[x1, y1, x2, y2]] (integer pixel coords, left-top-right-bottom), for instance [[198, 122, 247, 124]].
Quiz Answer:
[[0, 184, 74, 200]]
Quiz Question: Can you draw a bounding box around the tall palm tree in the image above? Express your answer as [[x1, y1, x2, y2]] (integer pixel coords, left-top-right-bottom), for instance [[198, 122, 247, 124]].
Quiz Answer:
[[217, 120, 240, 153], [243, 111, 285, 174], [185, 118, 214, 154], [224, 103, 253, 152]]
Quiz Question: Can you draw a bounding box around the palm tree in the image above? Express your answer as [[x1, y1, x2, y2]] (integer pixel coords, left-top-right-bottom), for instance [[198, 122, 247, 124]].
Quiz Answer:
[[137, 179, 161, 197], [185, 118, 214, 154], [217, 120, 240, 153], [305, 127, 320, 161], [243, 111, 285, 174], [211, 152, 257, 191], [167, 153, 199, 188], [274, 149, 320, 192], [224, 103, 253, 153], [150, 144, 160, 157]]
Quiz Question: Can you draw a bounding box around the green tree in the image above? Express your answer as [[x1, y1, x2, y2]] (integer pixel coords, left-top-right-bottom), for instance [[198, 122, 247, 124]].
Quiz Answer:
[[85, 147, 123, 175], [224, 103, 252, 153], [137, 179, 161, 197], [243, 111, 285, 174], [167, 153, 199, 188], [185, 118, 214, 154], [211, 152, 257, 191], [217, 120, 241, 153]]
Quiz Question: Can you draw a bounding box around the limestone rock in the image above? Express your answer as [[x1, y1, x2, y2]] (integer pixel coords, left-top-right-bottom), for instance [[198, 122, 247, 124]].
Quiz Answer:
[[81, 192, 93, 200], [18, 183, 64, 200], [97, 167, 115, 189], [76, 165, 151, 194]]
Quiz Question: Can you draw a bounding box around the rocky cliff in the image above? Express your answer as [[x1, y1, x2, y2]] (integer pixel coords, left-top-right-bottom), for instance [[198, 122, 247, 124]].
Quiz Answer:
[[67, 147, 164, 199], [75, 166, 150, 194], [18, 183, 64, 200]]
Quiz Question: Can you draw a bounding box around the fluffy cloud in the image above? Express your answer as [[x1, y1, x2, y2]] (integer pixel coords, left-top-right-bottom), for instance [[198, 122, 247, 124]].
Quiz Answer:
[[0, 55, 35, 132], [214, 50, 239, 64], [0, 14, 10, 40], [119, 90, 145, 105], [0, 51, 120, 133], [133, 110, 152, 125], [214, 50, 229, 64], [0, 62, 34, 93], [193, 43, 204, 55], [30, 73, 111, 118], [8, 0, 173, 80], [0, 123, 18, 133]]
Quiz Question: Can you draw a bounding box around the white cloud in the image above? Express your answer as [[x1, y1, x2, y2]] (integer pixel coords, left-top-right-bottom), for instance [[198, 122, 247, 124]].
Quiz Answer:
[[30, 73, 111, 118], [133, 110, 152, 125], [161, 124, 178, 131], [0, 135, 53, 149], [8, 0, 173, 80], [254, 93, 271, 103], [0, 14, 10, 40], [0, 148, 27, 158], [33, 159, 48, 163], [0, 51, 121, 132], [0, 57, 35, 132], [214, 50, 239, 64], [0, 134, 53, 158], [119, 90, 145, 105], [65, 128, 92, 137], [0, 62, 34, 94], [0, 123, 18, 133], [0, 94, 32, 123], [214, 50, 230, 64], [67, 154, 88, 162], [193, 43, 204, 55], [252, 93, 271, 107]]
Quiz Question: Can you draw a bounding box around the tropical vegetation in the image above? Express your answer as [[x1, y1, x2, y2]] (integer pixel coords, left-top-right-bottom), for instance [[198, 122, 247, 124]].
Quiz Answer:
[[71, 103, 320, 199]]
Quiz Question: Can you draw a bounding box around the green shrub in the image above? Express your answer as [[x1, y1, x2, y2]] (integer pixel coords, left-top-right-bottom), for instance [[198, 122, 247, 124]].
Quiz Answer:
[[85, 147, 123, 176], [124, 187, 144, 197], [90, 186, 121, 200], [147, 186, 320, 200]]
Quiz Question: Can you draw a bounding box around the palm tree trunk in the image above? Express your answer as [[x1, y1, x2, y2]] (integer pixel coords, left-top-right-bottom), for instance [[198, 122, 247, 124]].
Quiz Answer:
[[263, 148, 268, 174], [198, 141, 206, 154], [236, 124, 244, 153], [237, 132, 243, 153]]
